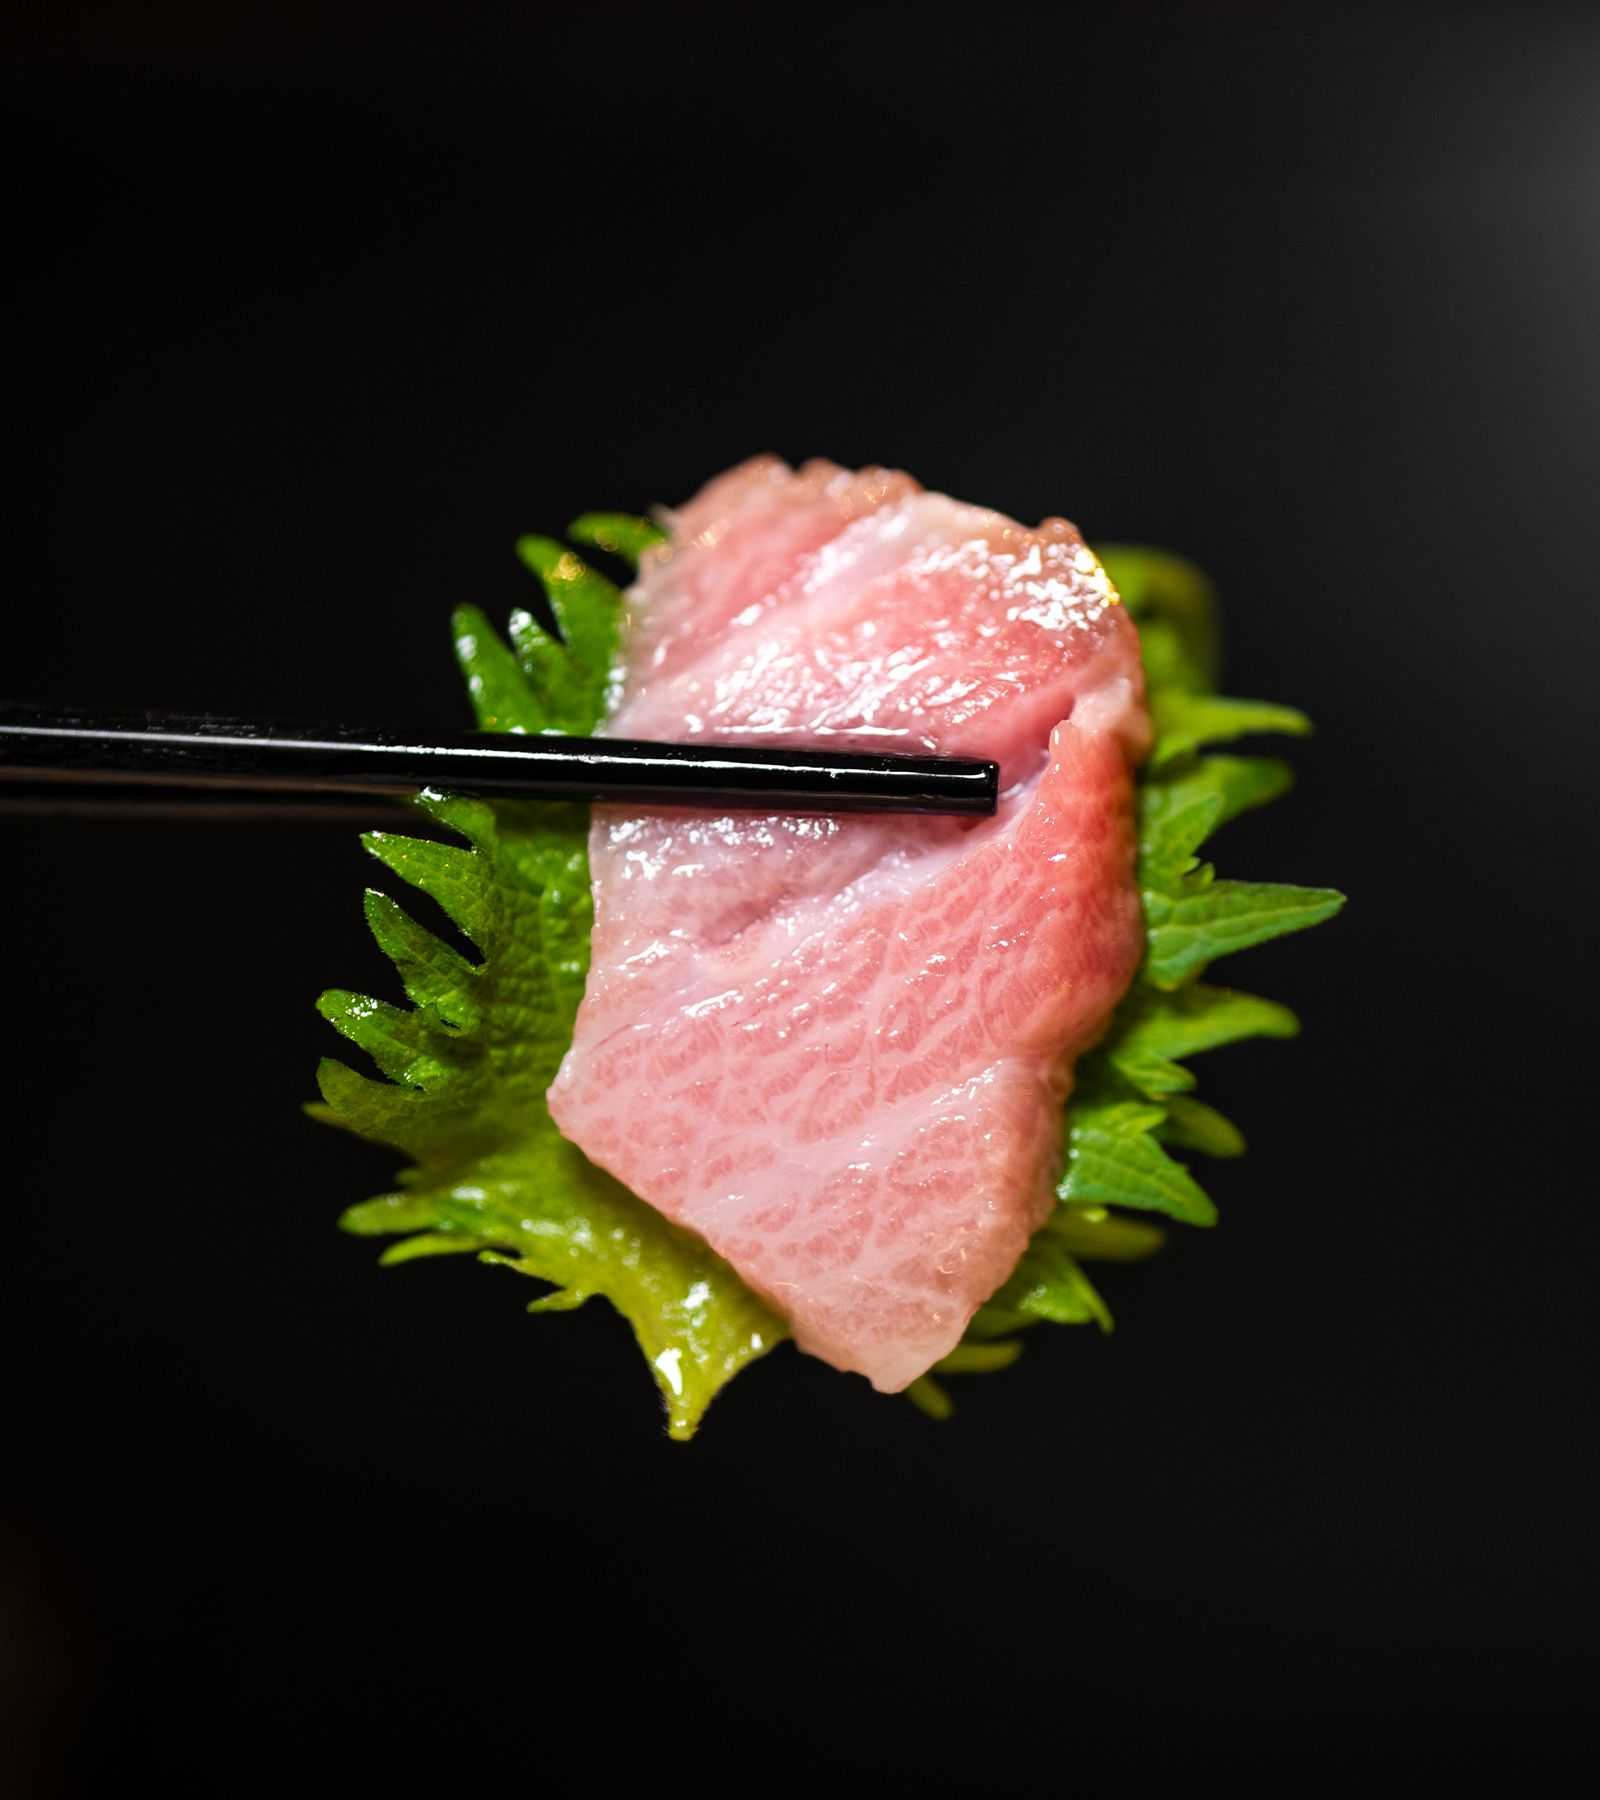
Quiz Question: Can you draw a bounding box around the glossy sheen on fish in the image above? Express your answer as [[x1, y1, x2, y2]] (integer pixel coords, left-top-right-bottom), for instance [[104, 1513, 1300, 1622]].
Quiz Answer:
[[547, 458, 1149, 1392]]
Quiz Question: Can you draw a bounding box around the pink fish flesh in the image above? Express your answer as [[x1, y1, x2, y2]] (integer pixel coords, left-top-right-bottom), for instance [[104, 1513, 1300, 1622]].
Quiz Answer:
[[547, 457, 1149, 1393]]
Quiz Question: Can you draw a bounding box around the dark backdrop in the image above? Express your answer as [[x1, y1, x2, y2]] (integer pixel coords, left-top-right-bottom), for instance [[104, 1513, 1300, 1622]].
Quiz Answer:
[[6, 4, 1598, 1787]]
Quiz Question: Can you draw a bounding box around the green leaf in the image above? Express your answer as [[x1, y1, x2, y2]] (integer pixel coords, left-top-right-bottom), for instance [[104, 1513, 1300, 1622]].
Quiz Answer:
[[378, 1232, 491, 1265], [452, 603, 546, 734], [935, 1341, 1025, 1374], [1114, 981, 1302, 1058], [1143, 877, 1346, 988], [511, 537, 626, 730], [1160, 1097, 1247, 1158], [567, 511, 667, 566], [1137, 754, 1294, 889], [1047, 1206, 1166, 1263], [989, 1232, 1115, 1330], [1105, 982, 1300, 1099], [341, 1189, 449, 1236], [362, 830, 496, 949], [1097, 544, 1219, 691], [1059, 1098, 1217, 1227], [315, 987, 468, 1090], [315, 557, 783, 1438], [360, 889, 480, 1029], [1149, 690, 1310, 768], [903, 1376, 955, 1420]]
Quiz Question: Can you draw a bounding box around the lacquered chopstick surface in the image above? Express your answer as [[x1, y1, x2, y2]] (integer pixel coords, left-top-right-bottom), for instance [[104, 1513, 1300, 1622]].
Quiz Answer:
[[0, 703, 1000, 817]]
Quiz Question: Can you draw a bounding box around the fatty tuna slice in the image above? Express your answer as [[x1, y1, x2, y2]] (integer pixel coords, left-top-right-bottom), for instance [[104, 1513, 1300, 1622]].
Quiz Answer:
[[547, 457, 1148, 1393]]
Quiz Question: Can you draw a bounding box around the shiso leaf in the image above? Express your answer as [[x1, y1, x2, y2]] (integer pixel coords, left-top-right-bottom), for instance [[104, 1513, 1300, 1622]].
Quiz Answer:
[[935, 1341, 1026, 1374], [1098, 544, 1219, 692], [1057, 1095, 1218, 1227], [567, 511, 668, 566], [1142, 877, 1346, 989], [1137, 753, 1294, 888], [903, 1376, 955, 1421], [1147, 691, 1311, 768], [360, 889, 481, 1029], [989, 1230, 1116, 1331], [316, 546, 783, 1439], [451, 603, 541, 736], [315, 517, 1343, 1433], [509, 537, 629, 731], [1050, 1207, 1166, 1263], [1107, 983, 1300, 1099], [1160, 1096, 1247, 1158]]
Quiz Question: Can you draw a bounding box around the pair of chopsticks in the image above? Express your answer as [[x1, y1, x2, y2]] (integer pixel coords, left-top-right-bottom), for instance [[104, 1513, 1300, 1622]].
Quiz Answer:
[[0, 703, 998, 819]]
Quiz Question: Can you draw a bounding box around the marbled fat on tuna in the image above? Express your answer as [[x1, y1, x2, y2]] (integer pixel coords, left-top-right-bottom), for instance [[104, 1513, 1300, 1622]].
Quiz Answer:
[[547, 458, 1149, 1392]]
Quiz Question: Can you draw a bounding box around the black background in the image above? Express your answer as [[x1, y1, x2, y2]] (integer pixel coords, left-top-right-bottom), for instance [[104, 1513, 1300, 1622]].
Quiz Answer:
[[6, 4, 1599, 1787]]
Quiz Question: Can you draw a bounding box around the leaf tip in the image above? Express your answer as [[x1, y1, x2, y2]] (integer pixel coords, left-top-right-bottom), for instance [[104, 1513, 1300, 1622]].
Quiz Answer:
[[904, 1375, 955, 1420]]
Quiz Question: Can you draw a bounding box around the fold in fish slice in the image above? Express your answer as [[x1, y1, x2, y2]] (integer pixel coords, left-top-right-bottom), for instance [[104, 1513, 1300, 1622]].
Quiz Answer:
[[548, 458, 1148, 1392]]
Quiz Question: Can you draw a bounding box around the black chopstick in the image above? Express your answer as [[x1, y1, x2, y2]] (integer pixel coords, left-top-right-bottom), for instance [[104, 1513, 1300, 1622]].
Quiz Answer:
[[0, 703, 999, 817]]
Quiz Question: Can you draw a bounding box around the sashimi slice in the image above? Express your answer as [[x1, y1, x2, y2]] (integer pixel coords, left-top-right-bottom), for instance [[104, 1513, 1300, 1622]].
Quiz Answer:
[[547, 458, 1149, 1392]]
